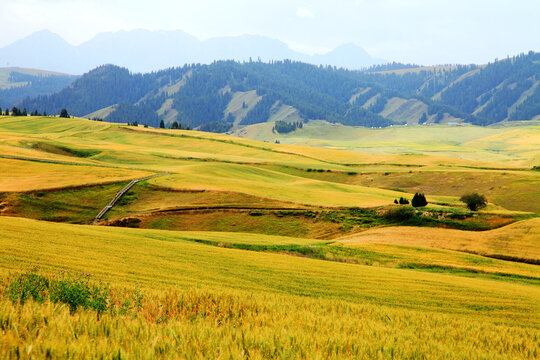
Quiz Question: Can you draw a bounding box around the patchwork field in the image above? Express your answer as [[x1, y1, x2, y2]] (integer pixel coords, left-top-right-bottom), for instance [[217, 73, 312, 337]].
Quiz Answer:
[[0, 115, 538, 358]]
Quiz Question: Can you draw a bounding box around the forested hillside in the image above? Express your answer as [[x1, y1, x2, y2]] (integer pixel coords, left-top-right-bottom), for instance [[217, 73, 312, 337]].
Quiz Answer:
[[16, 52, 540, 132], [0, 69, 77, 107]]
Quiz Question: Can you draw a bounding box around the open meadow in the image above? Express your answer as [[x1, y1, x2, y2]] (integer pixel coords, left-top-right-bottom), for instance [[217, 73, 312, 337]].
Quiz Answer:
[[0, 116, 539, 358]]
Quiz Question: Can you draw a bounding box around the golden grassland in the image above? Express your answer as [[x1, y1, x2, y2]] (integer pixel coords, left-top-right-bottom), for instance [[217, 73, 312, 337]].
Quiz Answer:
[[5, 217, 539, 318], [0, 158, 151, 192], [149, 162, 422, 207], [337, 218, 540, 260], [0, 217, 539, 358], [326, 242, 540, 279], [1, 116, 540, 357]]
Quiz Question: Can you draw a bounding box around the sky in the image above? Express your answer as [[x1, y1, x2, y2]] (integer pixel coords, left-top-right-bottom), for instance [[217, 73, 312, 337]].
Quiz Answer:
[[1, 0, 539, 65]]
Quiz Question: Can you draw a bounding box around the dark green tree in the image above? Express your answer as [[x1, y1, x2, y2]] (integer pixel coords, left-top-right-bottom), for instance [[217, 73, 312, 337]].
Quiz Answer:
[[411, 193, 428, 207], [22, 108, 27, 116], [460, 193, 487, 211], [418, 112, 428, 125], [398, 197, 409, 205], [159, 119, 165, 128], [59, 108, 69, 118]]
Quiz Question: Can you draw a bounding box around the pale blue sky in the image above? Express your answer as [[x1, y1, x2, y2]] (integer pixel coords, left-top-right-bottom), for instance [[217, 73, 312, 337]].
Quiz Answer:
[[1, 0, 538, 65]]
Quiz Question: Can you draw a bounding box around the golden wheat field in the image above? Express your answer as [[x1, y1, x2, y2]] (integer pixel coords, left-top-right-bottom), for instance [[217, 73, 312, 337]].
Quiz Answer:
[[0, 116, 539, 359]]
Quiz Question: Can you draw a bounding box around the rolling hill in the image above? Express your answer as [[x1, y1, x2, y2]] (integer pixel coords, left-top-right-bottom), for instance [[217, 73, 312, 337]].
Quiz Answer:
[[0, 115, 538, 358]]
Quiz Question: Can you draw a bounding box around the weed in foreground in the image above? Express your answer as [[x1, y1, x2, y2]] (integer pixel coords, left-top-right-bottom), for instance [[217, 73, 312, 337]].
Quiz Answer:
[[6, 266, 112, 316]]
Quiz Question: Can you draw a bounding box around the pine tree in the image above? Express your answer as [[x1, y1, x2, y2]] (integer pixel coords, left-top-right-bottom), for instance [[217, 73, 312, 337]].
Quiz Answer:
[[411, 193, 428, 207], [59, 109, 69, 118], [159, 119, 165, 128]]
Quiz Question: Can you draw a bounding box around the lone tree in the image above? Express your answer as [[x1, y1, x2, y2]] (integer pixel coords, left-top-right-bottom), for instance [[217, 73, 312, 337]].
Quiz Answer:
[[412, 192, 428, 207], [59, 108, 69, 118], [159, 119, 165, 128], [460, 192, 487, 211]]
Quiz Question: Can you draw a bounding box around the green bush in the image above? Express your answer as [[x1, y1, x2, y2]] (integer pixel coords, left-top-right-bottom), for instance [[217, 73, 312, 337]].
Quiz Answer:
[[460, 193, 487, 211], [50, 272, 110, 314], [6, 267, 111, 316], [7, 266, 49, 304]]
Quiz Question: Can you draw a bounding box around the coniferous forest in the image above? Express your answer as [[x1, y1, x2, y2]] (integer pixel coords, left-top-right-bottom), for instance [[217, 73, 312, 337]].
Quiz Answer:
[[9, 51, 540, 132]]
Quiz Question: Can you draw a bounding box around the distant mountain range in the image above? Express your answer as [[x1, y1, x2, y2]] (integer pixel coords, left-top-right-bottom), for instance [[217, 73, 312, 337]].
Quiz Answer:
[[0, 29, 384, 74], [15, 52, 540, 131]]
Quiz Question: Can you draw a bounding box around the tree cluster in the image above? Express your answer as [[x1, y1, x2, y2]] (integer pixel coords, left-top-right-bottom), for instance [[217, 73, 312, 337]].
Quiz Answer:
[[273, 120, 303, 134]]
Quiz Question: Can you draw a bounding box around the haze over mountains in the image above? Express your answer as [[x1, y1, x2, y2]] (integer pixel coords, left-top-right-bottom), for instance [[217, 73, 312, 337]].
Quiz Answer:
[[0, 29, 384, 74]]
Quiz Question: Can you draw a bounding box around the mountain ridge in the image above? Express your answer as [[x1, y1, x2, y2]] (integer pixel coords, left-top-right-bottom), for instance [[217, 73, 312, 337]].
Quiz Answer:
[[16, 52, 540, 131], [0, 29, 384, 74]]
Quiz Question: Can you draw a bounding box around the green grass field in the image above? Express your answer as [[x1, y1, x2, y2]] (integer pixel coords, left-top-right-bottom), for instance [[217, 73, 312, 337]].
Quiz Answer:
[[0, 115, 539, 358], [235, 120, 540, 167]]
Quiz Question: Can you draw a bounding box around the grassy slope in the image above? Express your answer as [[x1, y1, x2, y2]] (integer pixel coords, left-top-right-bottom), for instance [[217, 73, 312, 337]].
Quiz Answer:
[[337, 218, 540, 261], [1, 217, 538, 321], [0, 67, 72, 89], [1, 217, 539, 358], [1, 116, 539, 357], [150, 162, 417, 207], [0, 158, 150, 192], [234, 120, 540, 167]]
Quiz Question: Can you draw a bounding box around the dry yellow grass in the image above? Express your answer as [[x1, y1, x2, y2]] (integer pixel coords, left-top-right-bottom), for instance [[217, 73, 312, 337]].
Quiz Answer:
[[337, 218, 540, 260]]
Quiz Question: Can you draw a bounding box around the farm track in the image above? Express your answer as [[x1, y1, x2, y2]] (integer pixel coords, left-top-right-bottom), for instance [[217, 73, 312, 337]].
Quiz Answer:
[[94, 173, 169, 222]]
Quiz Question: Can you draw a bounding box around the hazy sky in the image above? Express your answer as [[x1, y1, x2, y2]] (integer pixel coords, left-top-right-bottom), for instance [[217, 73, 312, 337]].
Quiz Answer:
[[1, 0, 538, 65]]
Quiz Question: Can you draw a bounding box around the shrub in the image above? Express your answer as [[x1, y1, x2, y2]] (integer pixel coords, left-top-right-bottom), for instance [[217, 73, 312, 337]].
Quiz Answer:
[[411, 193, 428, 207], [50, 272, 110, 314], [7, 266, 49, 304], [6, 267, 111, 316], [460, 193, 487, 211], [384, 206, 415, 221]]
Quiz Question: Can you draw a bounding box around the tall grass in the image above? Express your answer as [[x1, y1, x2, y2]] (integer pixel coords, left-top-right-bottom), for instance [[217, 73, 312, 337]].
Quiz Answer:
[[1, 284, 538, 359]]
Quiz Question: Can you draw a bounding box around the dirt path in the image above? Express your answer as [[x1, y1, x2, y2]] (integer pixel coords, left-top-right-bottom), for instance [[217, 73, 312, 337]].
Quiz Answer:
[[93, 173, 169, 223]]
